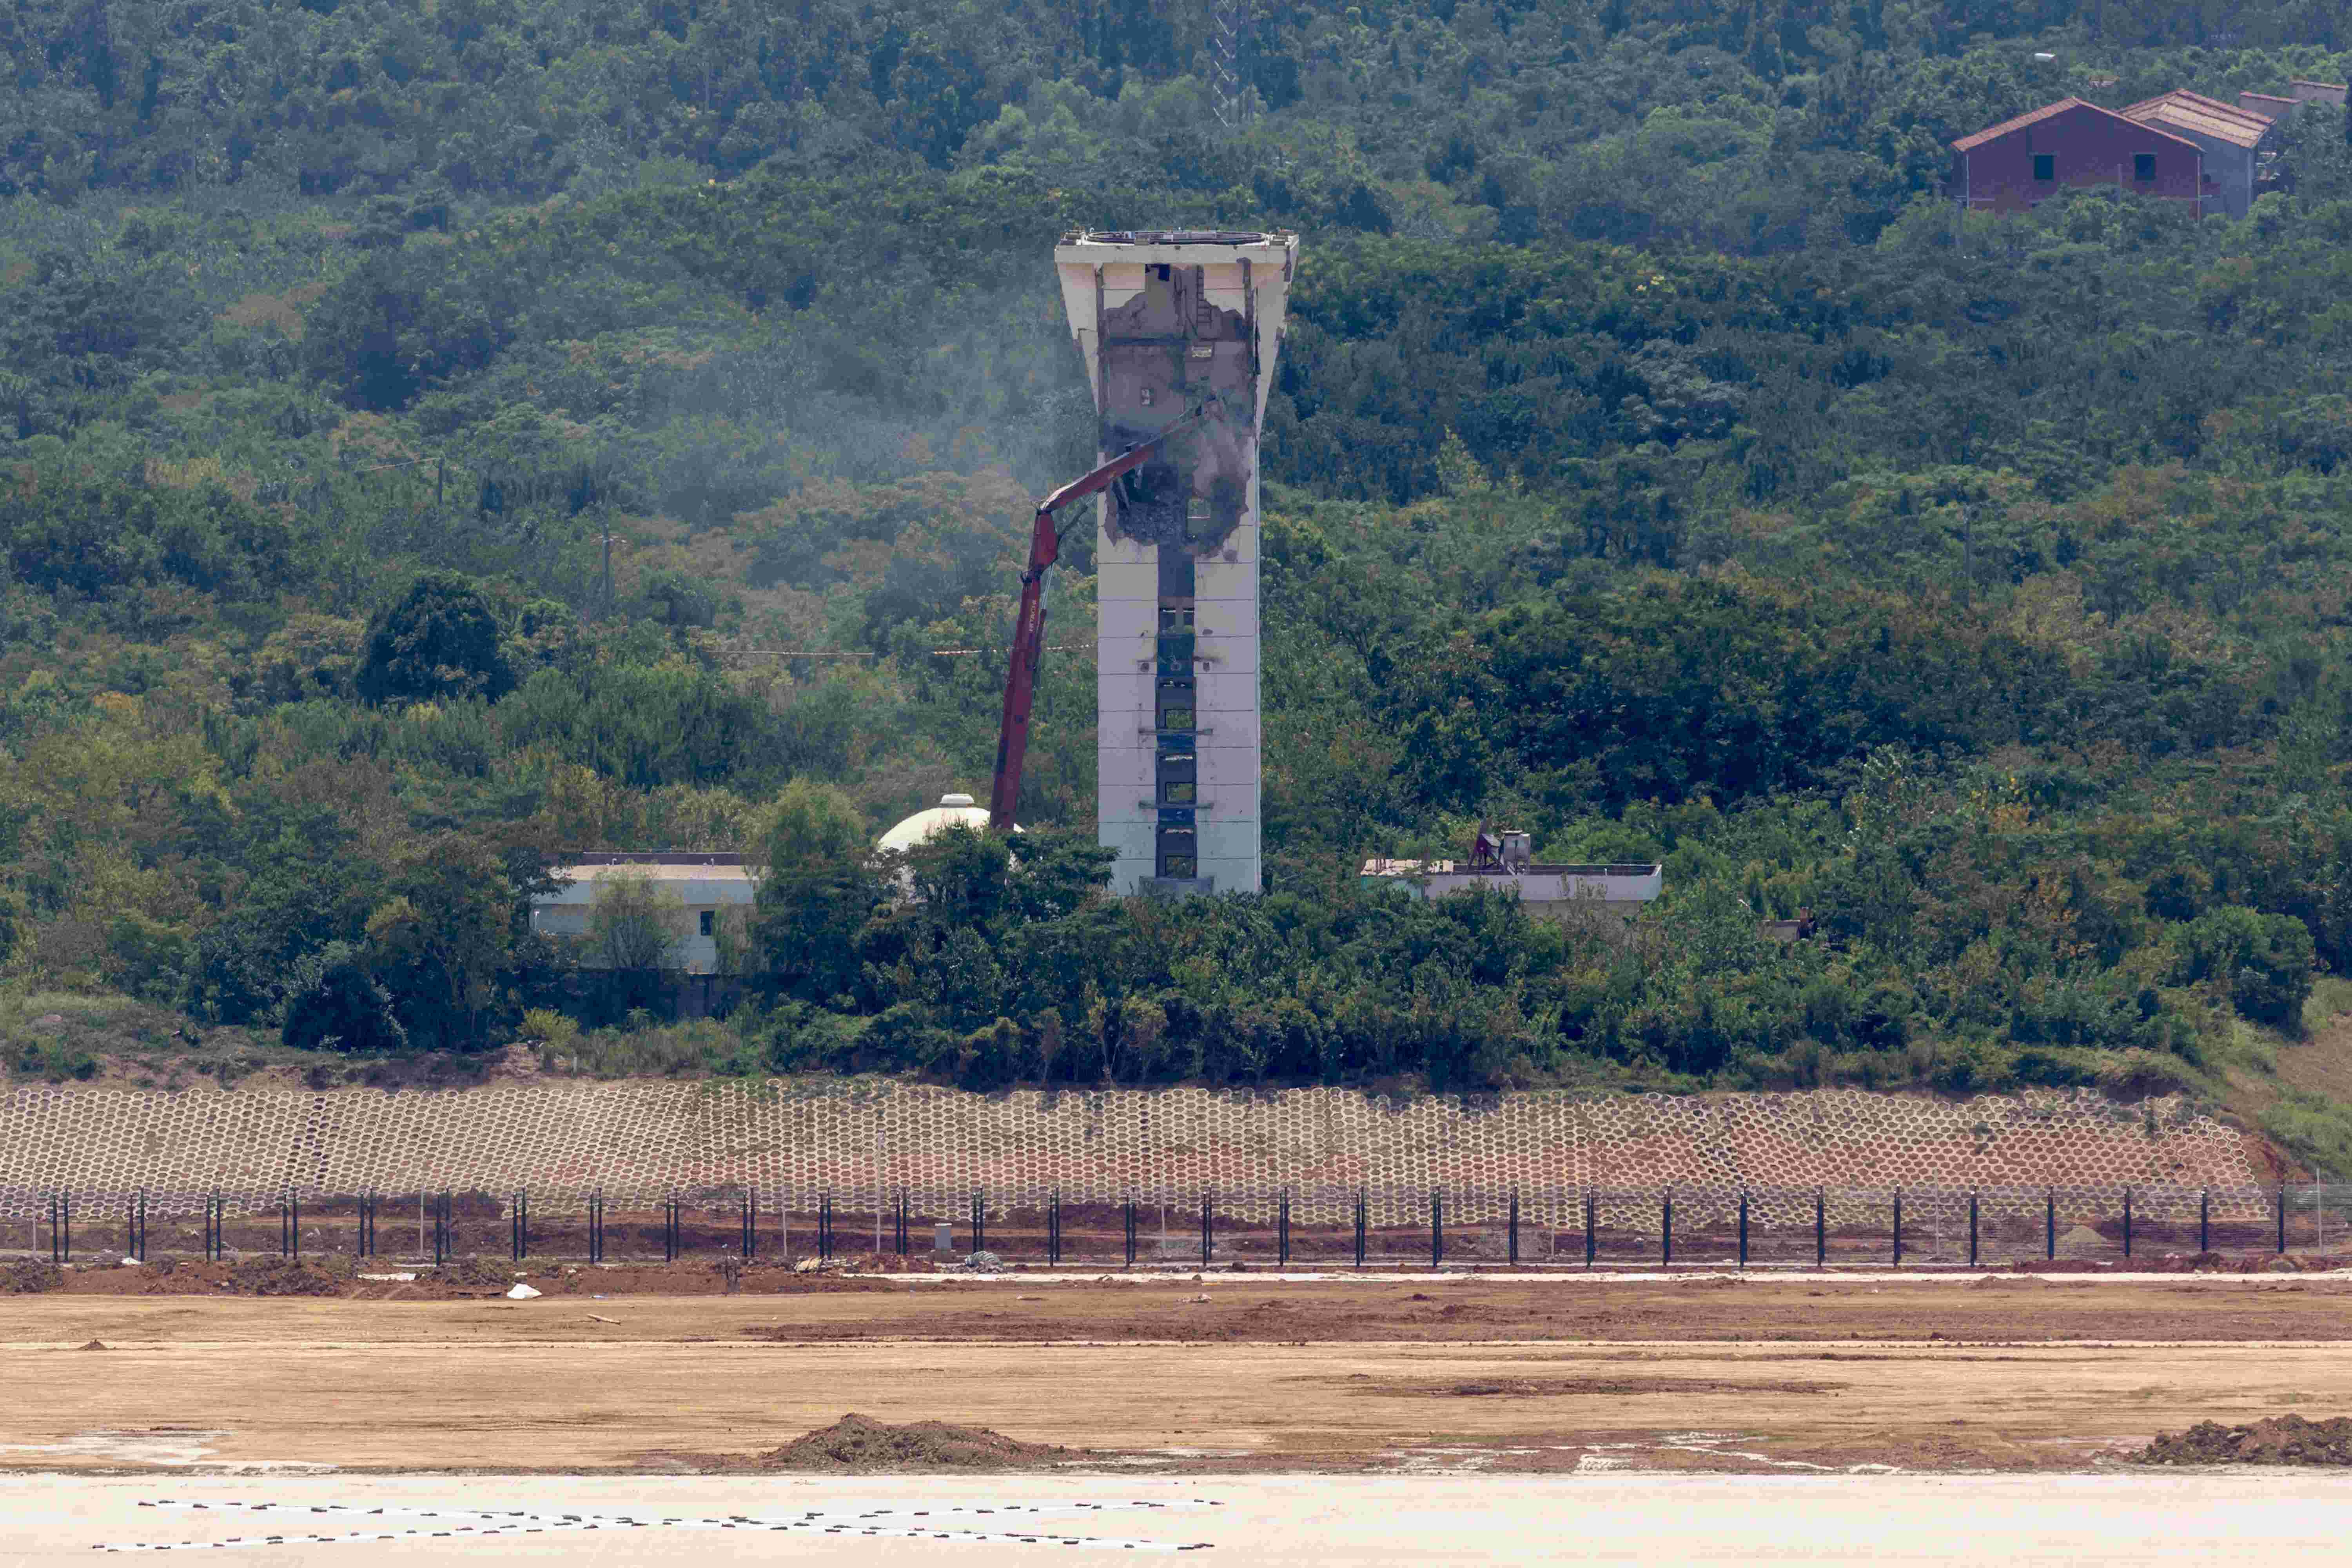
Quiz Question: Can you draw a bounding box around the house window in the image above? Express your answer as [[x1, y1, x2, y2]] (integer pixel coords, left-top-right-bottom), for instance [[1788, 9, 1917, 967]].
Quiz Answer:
[[2033, 154, 2054, 181], [2134, 153, 2156, 180], [698, 910, 714, 937]]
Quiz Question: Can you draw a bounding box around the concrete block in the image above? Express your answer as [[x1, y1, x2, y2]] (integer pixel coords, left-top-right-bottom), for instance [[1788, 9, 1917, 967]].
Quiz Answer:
[[1194, 855, 1261, 895], [1096, 630, 1158, 675], [1194, 777, 1260, 818], [1195, 637, 1259, 676], [1096, 559, 1160, 604], [1193, 597, 1258, 640], [1190, 710, 1260, 750], [1193, 566, 1260, 608], [1098, 670, 1153, 722]]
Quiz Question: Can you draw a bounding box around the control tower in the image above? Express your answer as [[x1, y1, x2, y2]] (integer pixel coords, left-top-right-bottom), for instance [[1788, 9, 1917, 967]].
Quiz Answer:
[[1053, 229, 1298, 896]]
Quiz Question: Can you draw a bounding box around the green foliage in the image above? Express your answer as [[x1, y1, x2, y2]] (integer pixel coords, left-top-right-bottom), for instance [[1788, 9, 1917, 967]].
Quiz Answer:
[[2170, 907, 2318, 1032], [280, 942, 407, 1054], [5, 2, 2352, 1120], [583, 870, 685, 973], [358, 572, 515, 706]]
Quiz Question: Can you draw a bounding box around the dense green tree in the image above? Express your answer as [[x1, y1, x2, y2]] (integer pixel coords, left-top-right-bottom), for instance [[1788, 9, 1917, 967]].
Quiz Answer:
[[357, 572, 515, 706]]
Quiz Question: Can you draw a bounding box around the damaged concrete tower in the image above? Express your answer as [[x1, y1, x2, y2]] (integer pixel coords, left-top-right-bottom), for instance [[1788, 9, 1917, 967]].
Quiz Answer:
[[1055, 229, 1298, 896]]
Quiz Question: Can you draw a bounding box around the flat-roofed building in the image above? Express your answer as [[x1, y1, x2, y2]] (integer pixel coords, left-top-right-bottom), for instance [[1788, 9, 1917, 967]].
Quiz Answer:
[[530, 852, 755, 975], [1359, 857, 1663, 924]]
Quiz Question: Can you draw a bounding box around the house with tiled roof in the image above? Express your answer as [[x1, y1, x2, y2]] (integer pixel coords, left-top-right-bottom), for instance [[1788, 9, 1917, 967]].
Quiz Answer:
[[1948, 98, 2205, 214], [2122, 90, 2276, 216]]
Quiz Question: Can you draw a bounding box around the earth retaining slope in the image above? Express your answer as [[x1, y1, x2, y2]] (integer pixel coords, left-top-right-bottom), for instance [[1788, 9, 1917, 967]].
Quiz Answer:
[[0, 1081, 2266, 1224]]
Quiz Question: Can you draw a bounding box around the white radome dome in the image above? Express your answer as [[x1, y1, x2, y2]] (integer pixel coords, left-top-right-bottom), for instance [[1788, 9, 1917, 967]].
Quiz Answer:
[[877, 792, 1011, 853]]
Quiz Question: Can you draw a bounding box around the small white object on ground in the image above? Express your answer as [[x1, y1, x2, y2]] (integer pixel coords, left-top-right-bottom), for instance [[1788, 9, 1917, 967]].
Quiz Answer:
[[505, 1283, 541, 1299]]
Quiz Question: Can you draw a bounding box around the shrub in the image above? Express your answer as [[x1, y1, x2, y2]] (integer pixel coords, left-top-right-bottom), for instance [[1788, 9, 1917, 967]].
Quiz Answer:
[[357, 572, 514, 706], [2169, 908, 2317, 1032]]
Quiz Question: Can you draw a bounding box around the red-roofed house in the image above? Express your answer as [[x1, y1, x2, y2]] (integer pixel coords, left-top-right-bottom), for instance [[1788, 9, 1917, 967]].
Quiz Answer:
[[1949, 98, 2204, 214], [2122, 90, 2276, 216]]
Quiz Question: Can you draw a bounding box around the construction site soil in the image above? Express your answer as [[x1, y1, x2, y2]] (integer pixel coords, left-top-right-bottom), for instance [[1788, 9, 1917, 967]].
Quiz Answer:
[[7, 1267, 2352, 1478]]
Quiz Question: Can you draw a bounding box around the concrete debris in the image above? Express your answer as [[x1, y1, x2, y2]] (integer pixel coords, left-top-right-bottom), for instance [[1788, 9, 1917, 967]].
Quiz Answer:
[[963, 1250, 1005, 1274], [505, 1283, 542, 1299]]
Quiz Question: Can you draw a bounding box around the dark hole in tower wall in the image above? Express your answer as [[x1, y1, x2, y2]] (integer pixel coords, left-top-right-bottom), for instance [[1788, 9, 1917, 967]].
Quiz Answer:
[[1101, 263, 1255, 559]]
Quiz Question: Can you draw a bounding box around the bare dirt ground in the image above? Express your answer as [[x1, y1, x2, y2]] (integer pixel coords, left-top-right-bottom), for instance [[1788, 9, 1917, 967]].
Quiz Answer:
[[7, 1271, 2352, 1478]]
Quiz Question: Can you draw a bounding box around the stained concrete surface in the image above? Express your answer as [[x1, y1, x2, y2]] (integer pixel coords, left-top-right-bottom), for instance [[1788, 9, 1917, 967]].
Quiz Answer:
[[4, 1473, 2350, 1564]]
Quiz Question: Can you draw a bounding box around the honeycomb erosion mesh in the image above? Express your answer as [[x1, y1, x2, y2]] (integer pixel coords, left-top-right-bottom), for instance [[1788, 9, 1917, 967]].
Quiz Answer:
[[0, 1082, 2267, 1226]]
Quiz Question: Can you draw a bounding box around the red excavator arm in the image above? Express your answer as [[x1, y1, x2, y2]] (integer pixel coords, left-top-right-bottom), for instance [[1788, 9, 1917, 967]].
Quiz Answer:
[[988, 415, 1199, 832]]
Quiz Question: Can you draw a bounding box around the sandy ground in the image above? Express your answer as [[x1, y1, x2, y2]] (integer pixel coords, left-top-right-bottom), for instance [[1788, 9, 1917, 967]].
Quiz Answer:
[[6, 1473, 2352, 1565], [6, 1276, 2352, 1476]]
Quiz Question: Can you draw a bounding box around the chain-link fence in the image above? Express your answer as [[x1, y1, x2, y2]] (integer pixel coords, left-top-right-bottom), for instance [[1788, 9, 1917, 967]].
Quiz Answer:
[[8, 1181, 2349, 1268]]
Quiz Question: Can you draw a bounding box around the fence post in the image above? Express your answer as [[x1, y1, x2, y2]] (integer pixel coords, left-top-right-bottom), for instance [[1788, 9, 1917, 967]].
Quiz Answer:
[[1124, 1194, 1137, 1269], [1814, 1187, 1824, 1268], [434, 1191, 448, 1267], [1586, 1188, 1597, 1269], [2199, 1188, 2210, 1254], [589, 1189, 603, 1264], [1355, 1189, 1368, 1270], [1048, 1189, 1062, 1267], [291, 1190, 300, 1262], [1737, 1189, 1749, 1269], [744, 1187, 757, 1261], [1431, 1190, 1444, 1269], [2045, 1189, 2055, 1262], [1892, 1188, 1902, 1267], [131, 1190, 145, 1263], [1968, 1190, 1979, 1269], [819, 1191, 833, 1262], [1200, 1189, 1214, 1266], [1661, 1187, 1672, 1267], [1509, 1187, 1521, 1267], [1278, 1190, 1291, 1268], [971, 1189, 984, 1256], [2123, 1186, 2132, 1262], [2278, 1185, 2287, 1255]]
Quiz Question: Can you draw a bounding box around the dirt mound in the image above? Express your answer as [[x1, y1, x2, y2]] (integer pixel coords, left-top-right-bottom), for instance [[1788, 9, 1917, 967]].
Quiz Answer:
[[757, 1414, 1074, 1472], [77, 1339, 107, 1350], [225, 1258, 344, 1297], [2135, 1415, 2352, 1466], [1971, 1274, 2049, 1290], [426, 1257, 520, 1292], [2, 1260, 63, 1294]]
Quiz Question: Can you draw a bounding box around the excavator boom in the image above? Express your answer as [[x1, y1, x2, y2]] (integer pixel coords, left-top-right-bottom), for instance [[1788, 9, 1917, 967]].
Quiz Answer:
[[988, 416, 1199, 831]]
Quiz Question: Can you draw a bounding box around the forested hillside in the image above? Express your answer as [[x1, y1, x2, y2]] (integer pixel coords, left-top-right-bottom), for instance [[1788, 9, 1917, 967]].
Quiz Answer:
[[11, 1, 2352, 1166]]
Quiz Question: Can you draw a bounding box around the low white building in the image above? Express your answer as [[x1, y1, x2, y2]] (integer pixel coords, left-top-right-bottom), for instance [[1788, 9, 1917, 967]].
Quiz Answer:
[[1359, 856, 1662, 922], [530, 852, 757, 974]]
